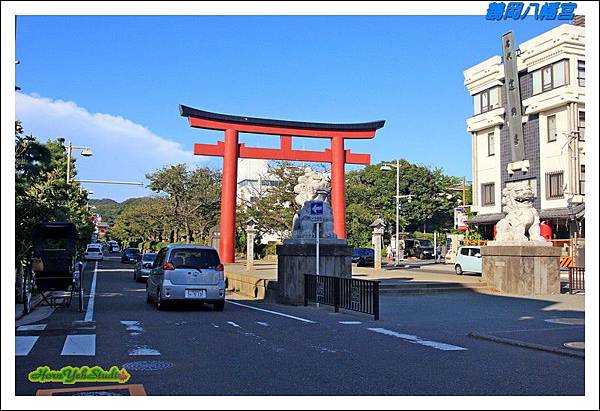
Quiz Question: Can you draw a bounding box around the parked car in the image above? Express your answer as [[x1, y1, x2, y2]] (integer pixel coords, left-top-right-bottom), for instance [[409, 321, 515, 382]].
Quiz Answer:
[[404, 238, 435, 259], [146, 245, 225, 311], [121, 248, 141, 264], [352, 248, 375, 267], [454, 246, 482, 275], [111, 245, 121, 253], [84, 244, 104, 261], [133, 252, 157, 282]]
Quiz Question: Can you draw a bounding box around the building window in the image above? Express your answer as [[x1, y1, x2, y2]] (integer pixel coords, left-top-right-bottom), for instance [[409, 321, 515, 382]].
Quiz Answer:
[[474, 86, 502, 115], [547, 115, 557, 142], [578, 111, 585, 141], [577, 60, 585, 87], [546, 171, 564, 200], [580, 165, 585, 195], [532, 60, 569, 95], [487, 132, 495, 156], [481, 183, 495, 206]]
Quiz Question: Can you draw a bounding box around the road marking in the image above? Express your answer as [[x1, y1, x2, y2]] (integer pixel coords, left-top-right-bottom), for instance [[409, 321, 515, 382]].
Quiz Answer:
[[256, 322, 269, 327], [16, 336, 39, 356], [367, 328, 468, 351], [227, 321, 241, 328], [128, 346, 161, 356], [211, 323, 220, 328], [339, 321, 362, 325], [84, 262, 98, 322], [17, 324, 47, 332], [61, 334, 96, 356], [226, 301, 316, 324], [120, 320, 143, 332]]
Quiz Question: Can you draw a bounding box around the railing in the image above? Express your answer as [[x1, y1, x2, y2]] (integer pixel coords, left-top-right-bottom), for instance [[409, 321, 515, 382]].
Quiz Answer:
[[304, 274, 380, 320], [568, 267, 585, 294]]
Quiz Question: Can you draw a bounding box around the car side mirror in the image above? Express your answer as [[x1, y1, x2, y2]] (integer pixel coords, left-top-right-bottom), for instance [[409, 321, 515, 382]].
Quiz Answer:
[[475, 253, 482, 258]]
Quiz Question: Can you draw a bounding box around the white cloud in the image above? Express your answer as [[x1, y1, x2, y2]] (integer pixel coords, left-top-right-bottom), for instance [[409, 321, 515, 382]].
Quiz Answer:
[[16, 92, 202, 201]]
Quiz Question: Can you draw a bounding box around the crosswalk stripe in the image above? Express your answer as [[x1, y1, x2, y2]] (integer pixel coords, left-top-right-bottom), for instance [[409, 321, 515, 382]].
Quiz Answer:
[[16, 336, 39, 356], [61, 335, 96, 356], [17, 324, 47, 332]]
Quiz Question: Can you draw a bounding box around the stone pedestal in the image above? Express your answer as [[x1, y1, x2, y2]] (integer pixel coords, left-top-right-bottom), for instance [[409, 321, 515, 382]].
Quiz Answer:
[[276, 240, 352, 305], [481, 245, 562, 295]]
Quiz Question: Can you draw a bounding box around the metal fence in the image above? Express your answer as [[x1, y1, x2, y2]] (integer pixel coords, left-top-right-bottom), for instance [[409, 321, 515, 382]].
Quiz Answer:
[[304, 274, 380, 320], [568, 267, 585, 294]]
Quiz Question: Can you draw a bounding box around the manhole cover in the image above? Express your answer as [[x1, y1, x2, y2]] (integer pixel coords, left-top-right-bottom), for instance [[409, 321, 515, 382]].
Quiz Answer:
[[563, 341, 585, 350], [544, 318, 584, 326], [122, 360, 173, 371]]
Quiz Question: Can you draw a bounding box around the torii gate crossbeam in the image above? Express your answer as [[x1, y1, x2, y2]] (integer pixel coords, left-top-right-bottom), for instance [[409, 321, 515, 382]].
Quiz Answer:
[[180, 105, 385, 263]]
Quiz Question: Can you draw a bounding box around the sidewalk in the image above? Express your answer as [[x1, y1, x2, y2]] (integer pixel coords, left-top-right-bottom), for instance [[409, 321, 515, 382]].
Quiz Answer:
[[224, 259, 488, 299]]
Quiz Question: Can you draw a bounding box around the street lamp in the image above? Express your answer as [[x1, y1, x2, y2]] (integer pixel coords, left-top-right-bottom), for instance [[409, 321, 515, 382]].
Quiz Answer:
[[380, 160, 413, 266], [65, 141, 144, 187], [66, 141, 93, 184]]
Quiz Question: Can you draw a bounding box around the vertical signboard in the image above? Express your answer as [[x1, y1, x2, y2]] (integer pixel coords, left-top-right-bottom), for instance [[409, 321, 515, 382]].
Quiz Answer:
[[501, 31, 525, 162]]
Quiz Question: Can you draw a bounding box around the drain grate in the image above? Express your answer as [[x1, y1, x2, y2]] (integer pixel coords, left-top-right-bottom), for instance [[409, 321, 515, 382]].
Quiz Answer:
[[122, 360, 173, 371]]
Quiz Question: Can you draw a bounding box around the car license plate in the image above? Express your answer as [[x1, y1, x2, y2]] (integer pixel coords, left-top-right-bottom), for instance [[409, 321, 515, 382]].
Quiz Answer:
[[185, 289, 206, 299]]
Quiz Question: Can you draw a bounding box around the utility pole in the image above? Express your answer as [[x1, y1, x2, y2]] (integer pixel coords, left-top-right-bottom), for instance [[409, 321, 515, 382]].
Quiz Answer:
[[463, 176, 466, 207]]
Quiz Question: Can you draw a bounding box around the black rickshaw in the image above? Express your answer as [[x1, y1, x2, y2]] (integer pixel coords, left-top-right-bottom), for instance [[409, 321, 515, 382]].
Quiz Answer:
[[26, 222, 84, 313]]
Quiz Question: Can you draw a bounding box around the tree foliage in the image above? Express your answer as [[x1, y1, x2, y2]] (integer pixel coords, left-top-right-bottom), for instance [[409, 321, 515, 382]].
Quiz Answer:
[[345, 159, 462, 247], [15, 121, 94, 263], [237, 161, 306, 241]]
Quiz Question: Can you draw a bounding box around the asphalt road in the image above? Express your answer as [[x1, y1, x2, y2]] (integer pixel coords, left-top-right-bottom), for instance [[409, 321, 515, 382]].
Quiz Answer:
[[15, 257, 585, 396]]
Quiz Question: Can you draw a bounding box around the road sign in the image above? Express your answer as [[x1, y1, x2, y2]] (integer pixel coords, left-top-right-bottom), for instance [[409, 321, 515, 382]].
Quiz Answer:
[[309, 201, 324, 223]]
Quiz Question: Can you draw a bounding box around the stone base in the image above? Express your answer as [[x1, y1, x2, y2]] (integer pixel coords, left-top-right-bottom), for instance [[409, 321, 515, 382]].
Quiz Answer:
[[481, 245, 562, 295], [276, 241, 352, 305]]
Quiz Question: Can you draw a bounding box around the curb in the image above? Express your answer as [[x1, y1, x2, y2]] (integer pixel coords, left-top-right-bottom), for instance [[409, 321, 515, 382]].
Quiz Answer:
[[15, 293, 44, 322], [468, 331, 585, 359]]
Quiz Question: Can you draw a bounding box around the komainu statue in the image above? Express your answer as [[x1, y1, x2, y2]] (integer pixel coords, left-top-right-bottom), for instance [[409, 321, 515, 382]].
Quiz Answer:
[[290, 170, 337, 240], [493, 181, 549, 245]]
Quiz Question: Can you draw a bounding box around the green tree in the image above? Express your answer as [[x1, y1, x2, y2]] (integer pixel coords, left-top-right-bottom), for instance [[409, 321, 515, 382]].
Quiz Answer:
[[146, 164, 221, 243], [237, 161, 306, 241], [345, 159, 462, 247], [15, 121, 94, 263]]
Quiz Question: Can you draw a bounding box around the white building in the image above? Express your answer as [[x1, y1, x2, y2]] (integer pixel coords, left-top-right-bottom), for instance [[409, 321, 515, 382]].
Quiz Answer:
[[464, 23, 585, 239]]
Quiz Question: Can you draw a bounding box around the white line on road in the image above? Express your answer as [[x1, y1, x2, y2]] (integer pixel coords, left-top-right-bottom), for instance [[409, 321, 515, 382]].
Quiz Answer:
[[128, 346, 161, 356], [17, 324, 47, 332], [256, 322, 269, 327], [227, 321, 241, 328], [339, 321, 362, 325], [84, 262, 98, 322], [16, 336, 39, 356], [226, 301, 316, 324], [61, 335, 96, 356], [367, 328, 468, 351]]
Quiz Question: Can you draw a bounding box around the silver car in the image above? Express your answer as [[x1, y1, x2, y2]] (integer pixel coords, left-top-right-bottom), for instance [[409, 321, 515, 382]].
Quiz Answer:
[[133, 252, 157, 282], [146, 245, 225, 311]]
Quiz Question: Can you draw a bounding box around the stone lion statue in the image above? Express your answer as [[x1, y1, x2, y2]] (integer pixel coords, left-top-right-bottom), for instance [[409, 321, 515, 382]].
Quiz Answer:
[[290, 170, 336, 240], [494, 181, 548, 245], [293, 170, 331, 206]]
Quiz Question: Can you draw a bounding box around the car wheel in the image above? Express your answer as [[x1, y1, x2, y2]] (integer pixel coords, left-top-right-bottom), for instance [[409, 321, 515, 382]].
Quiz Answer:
[[214, 301, 225, 311], [455, 264, 463, 275], [419, 252, 425, 260]]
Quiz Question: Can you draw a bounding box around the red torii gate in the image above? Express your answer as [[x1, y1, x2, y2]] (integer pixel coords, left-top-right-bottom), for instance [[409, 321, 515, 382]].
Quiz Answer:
[[180, 105, 385, 263]]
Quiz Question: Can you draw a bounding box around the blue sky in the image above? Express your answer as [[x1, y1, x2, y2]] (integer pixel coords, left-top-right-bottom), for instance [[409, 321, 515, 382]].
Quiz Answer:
[[16, 15, 563, 202]]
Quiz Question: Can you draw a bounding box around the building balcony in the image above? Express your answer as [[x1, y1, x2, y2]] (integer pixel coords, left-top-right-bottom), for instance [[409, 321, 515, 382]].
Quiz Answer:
[[466, 107, 505, 133]]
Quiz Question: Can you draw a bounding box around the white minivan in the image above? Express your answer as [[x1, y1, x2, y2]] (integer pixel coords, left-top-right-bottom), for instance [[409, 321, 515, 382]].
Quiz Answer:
[[454, 246, 482, 275]]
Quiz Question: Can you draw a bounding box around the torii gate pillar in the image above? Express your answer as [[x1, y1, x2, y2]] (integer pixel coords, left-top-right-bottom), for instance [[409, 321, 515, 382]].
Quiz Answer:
[[220, 129, 239, 263], [331, 136, 346, 239]]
